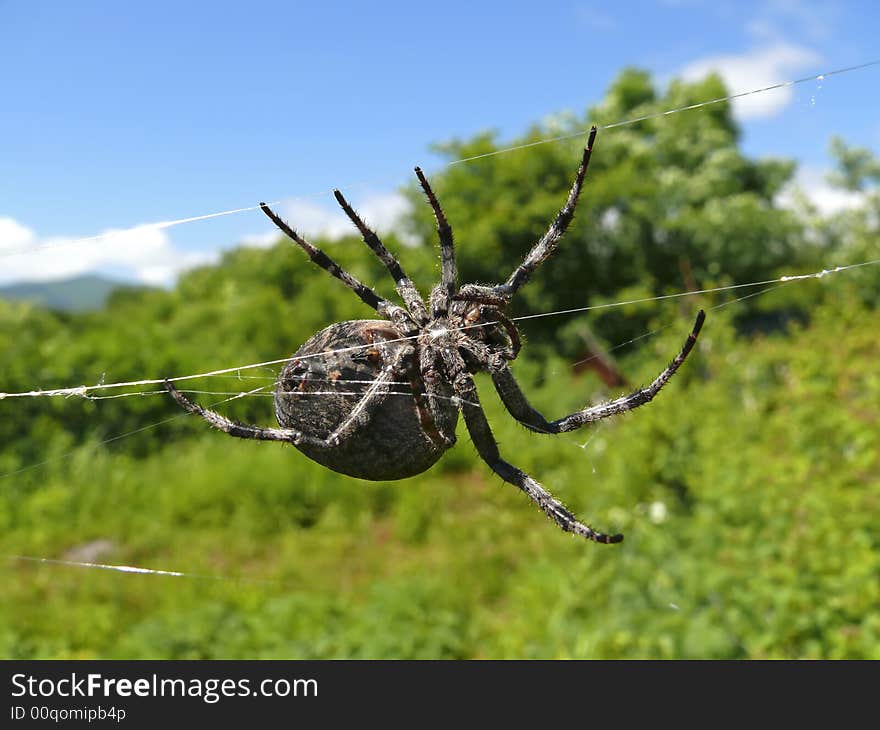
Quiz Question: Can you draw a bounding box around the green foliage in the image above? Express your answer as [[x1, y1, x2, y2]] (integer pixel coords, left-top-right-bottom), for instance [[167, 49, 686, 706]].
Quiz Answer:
[[1, 68, 878, 659], [403, 68, 802, 355], [828, 136, 880, 191], [2, 291, 878, 659]]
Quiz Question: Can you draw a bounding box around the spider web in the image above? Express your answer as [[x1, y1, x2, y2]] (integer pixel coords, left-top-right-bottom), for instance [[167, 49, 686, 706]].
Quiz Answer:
[[3, 59, 880, 583]]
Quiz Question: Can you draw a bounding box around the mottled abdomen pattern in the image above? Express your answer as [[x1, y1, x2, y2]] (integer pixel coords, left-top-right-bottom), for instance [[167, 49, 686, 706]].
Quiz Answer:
[[274, 320, 457, 481]]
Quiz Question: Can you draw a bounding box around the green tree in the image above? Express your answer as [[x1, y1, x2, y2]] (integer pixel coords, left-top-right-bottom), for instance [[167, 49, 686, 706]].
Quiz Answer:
[[803, 137, 880, 304], [403, 69, 802, 355]]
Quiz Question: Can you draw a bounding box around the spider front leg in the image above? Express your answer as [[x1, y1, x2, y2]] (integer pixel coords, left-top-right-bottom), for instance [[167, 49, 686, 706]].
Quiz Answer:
[[451, 367, 622, 544], [260, 202, 413, 330], [333, 189, 429, 324], [492, 311, 705, 434], [415, 167, 457, 317], [500, 126, 598, 297]]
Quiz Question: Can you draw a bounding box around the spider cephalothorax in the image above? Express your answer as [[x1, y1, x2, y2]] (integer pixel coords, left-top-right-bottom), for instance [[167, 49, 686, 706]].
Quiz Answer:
[[165, 127, 704, 544]]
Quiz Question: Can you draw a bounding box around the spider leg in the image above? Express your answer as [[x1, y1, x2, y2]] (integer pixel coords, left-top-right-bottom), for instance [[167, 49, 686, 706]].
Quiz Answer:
[[492, 311, 705, 434], [451, 367, 622, 544], [332, 189, 429, 324], [414, 167, 457, 318], [318, 354, 405, 446], [260, 202, 412, 328], [454, 284, 509, 307], [164, 381, 312, 445], [166, 350, 405, 449], [456, 312, 522, 362], [500, 126, 598, 298], [416, 343, 458, 448]]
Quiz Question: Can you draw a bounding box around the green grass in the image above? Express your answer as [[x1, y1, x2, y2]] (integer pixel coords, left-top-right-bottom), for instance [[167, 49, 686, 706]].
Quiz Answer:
[[3, 293, 878, 659]]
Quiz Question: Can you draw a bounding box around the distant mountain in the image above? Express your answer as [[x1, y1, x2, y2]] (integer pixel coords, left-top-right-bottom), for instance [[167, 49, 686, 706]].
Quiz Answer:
[[0, 274, 145, 311]]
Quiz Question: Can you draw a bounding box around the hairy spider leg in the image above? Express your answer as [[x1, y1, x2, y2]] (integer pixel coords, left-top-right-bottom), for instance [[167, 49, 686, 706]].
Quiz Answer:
[[414, 167, 457, 318], [436, 346, 622, 544], [491, 310, 705, 434], [260, 203, 412, 328], [453, 286, 509, 307], [164, 344, 412, 449], [416, 342, 458, 448], [500, 126, 598, 298], [456, 309, 522, 361], [333, 189, 430, 325]]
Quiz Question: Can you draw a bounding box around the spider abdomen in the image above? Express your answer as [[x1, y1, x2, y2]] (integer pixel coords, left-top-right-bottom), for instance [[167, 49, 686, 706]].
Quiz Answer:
[[274, 320, 458, 481]]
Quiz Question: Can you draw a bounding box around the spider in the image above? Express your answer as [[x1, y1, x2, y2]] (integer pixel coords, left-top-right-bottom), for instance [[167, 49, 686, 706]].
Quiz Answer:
[[165, 127, 705, 544]]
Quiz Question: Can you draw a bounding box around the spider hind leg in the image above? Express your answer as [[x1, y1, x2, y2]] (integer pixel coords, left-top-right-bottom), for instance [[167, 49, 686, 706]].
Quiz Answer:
[[452, 367, 623, 544], [492, 311, 706, 434]]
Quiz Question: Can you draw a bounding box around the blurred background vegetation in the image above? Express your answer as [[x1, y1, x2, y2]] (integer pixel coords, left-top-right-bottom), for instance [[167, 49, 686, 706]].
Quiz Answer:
[[2, 70, 878, 659]]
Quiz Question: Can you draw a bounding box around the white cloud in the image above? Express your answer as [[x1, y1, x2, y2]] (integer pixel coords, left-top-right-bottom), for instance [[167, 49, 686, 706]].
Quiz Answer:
[[244, 191, 415, 248], [0, 218, 34, 253], [239, 229, 282, 249], [0, 218, 216, 286], [679, 43, 821, 120], [0, 190, 413, 287], [777, 166, 865, 216]]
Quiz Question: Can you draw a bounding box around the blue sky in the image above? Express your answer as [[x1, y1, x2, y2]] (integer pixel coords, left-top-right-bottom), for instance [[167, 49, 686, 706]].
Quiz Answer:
[[1, 0, 878, 285]]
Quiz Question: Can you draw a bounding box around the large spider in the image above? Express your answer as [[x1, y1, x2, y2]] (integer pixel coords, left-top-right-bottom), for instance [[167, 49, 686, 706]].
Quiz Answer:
[[165, 127, 704, 544]]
